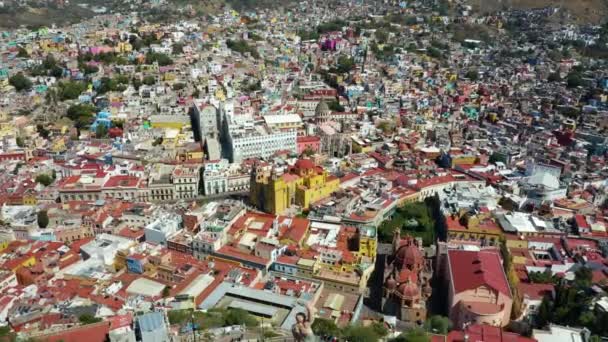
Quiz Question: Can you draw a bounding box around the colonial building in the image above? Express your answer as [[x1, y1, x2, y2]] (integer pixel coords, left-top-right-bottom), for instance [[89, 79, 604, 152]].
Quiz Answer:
[[250, 159, 340, 214], [446, 249, 512, 328], [382, 232, 432, 324]]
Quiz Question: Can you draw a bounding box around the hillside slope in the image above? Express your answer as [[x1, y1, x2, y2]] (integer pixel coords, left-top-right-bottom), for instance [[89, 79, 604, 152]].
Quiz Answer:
[[467, 0, 608, 24]]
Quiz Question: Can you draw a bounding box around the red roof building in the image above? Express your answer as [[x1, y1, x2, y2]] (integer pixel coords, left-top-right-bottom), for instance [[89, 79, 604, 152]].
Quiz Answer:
[[446, 323, 537, 342], [447, 249, 513, 328]]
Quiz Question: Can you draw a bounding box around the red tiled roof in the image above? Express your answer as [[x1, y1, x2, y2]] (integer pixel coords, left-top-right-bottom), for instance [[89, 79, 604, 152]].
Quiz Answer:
[[103, 175, 140, 188], [294, 159, 315, 170], [574, 214, 590, 229], [216, 245, 269, 265], [297, 136, 321, 143], [280, 217, 309, 243], [447, 323, 536, 342], [517, 282, 553, 300], [36, 321, 110, 342], [448, 249, 511, 298]]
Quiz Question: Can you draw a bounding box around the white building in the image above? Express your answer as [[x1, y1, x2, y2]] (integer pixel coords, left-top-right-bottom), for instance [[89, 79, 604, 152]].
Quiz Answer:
[[80, 234, 134, 266], [202, 159, 249, 195], [224, 121, 297, 162], [172, 165, 200, 199], [533, 325, 590, 342], [193, 100, 219, 139], [144, 213, 183, 246]]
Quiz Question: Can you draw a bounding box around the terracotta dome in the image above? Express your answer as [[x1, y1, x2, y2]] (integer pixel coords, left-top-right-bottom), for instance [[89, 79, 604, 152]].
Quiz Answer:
[[397, 268, 418, 284], [395, 244, 423, 269], [398, 282, 419, 298], [294, 159, 315, 170], [398, 282, 419, 299], [385, 276, 397, 290]]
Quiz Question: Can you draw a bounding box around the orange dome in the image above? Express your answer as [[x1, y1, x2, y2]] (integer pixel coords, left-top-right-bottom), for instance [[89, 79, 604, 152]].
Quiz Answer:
[[294, 159, 315, 170], [397, 268, 418, 284], [395, 244, 423, 269], [398, 282, 419, 298]]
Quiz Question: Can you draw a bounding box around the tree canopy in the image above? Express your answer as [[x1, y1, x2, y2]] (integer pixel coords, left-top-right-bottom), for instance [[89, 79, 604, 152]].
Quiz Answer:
[[35, 174, 53, 186], [9, 73, 33, 91], [311, 318, 340, 337], [226, 39, 260, 59], [37, 210, 49, 229], [66, 103, 97, 129]]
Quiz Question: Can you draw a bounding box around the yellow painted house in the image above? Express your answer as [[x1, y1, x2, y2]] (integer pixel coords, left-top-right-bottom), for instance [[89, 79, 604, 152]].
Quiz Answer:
[[4, 255, 36, 273], [250, 159, 340, 214], [0, 241, 9, 253], [446, 210, 503, 246], [115, 42, 133, 53]]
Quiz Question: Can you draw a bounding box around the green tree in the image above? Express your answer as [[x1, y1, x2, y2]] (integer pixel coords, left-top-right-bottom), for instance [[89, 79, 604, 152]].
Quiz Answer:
[[37, 210, 49, 228], [226, 40, 260, 59], [489, 152, 506, 164], [427, 47, 442, 59], [465, 69, 479, 81], [327, 100, 344, 112], [336, 55, 355, 73], [370, 322, 389, 337], [81, 63, 99, 75], [528, 270, 554, 284], [167, 310, 191, 324], [342, 325, 382, 342], [375, 29, 389, 44], [35, 174, 53, 186], [172, 83, 186, 91], [132, 77, 142, 90], [17, 47, 29, 58], [96, 124, 108, 138], [162, 286, 171, 298], [143, 75, 156, 85], [66, 103, 97, 129], [303, 147, 316, 157], [58, 81, 87, 100], [311, 318, 340, 337], [536, 296, 551, 328], [424, 315, 451, 334], [78, 314, 102, 325], [9, 73, 33, 91], [566, 72, 584, 88], [42, 55, 57, 70], [16, 136, 25, 147], [145, 52, 173, 66], [579, 311, 596, 327], [50, 65, 63, 78], [37, 124, 50, 139], [377, 121, 394, 134], [548, 72, 561, 82], [224, 308, 257, 327], [574, 267, 592, 288], [172, 43, 184, 54]]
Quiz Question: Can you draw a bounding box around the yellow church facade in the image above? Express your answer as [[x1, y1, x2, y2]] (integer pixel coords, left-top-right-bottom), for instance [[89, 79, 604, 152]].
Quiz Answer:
[[250, 159, 340, 215]]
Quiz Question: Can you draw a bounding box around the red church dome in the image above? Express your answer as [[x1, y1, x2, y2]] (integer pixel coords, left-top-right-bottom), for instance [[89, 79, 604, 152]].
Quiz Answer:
[[398, 282, 419, 299], [385, 276, 397, 290], [397, 268, 418, 284], [395, 243, 423, 270], [294, 159, 315, 170]]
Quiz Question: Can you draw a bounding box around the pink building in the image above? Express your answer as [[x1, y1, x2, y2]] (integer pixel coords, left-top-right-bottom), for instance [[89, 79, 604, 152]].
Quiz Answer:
[[297, 136, 321, 155], [446, 249, 512, 328]]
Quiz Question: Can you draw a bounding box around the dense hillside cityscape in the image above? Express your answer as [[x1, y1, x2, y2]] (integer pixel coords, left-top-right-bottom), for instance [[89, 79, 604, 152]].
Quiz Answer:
[[0, 0, 608, 341]]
